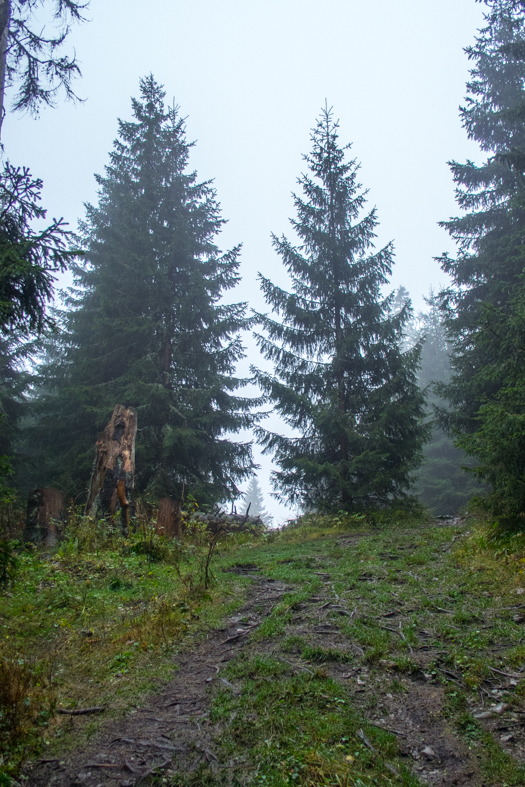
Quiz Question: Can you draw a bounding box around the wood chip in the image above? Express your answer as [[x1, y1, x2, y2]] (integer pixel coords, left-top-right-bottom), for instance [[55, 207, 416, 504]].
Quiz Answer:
[[357, 728, 376, 751], [136, 757, 171, 784], [219, 625, 256, 645], [368, 721, 407, 737]]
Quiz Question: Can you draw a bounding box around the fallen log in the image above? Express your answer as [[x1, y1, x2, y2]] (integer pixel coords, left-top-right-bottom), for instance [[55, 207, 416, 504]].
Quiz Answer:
[[57, 706, 105, 716], [85, 405, 137, 535], [187, 511, 265, 533]]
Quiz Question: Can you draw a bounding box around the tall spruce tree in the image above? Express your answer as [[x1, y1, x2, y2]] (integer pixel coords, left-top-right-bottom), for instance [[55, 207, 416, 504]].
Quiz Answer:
[[438, 0, 525, 521], [254, 107, 427, 513], [35, 75, 257, 506]]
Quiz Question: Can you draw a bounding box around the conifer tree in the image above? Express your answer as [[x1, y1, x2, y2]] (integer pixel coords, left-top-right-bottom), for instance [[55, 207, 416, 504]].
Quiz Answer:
[[35, 76, 257, 505], [438, 0, 525, 520], [0, 334, 29, 501], [254, 107, 427, 513], [241, 476, 272, 524]]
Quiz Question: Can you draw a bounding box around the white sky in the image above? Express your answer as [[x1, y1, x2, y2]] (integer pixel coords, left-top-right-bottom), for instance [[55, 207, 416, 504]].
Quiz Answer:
[[3, 0, 486, 523]]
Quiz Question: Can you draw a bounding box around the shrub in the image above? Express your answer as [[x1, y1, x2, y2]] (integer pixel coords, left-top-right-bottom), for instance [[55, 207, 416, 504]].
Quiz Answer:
[[0, 656, 52, 776]]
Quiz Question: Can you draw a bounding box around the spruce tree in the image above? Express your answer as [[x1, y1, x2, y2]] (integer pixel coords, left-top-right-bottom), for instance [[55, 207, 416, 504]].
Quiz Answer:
[[254, 107, 427, 513], [241, 476, 272, 524], [0, 334, 29, 501], [438, 0, 525, 520], [0, 163, 75, 335], [35, 75, 257, 506]]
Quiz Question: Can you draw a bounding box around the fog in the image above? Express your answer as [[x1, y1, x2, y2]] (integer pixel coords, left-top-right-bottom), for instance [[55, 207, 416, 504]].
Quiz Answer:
[[3, 0, 486, 523]]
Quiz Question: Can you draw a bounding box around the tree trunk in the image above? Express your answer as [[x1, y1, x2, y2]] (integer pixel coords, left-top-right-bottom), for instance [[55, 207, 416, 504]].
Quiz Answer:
[[85, 405, 137, 535], [24, 487, 64, 546], [156, 497, 182, 538], [0, 0, 10, 140]]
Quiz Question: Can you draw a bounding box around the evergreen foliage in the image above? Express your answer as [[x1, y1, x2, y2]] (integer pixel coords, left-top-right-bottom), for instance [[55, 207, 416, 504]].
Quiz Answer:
[[438, 0, 525, 521], [414, 292, 480, 515], [0, 163, 74, 503], [241, 476, 272, 525], [0, 163, 76, 334], [390, 285, 420, 351], [35, 75, 257, 505], [0, 335, 29, 503], [254, 107, 427, 513], [0, 0, 88, 124]]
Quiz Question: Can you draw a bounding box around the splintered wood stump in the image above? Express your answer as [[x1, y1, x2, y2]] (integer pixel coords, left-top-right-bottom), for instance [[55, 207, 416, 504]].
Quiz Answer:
[[156, 497, 182, 538], [85, 405, 137, 534], [24, 487, 64, 546]]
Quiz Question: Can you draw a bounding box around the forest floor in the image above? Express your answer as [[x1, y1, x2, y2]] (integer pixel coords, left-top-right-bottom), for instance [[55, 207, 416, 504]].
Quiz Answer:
[[13, 516, 525, 787]]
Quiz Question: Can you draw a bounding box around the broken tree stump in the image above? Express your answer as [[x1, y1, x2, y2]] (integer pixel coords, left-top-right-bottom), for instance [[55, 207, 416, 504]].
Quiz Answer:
[[156, 497, 182, 538], [85, 405, 137, 535], [24, 487, 64, 546]]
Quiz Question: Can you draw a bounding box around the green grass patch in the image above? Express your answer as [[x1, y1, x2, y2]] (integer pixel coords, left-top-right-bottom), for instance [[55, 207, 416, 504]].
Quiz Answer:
[[201, 655, 411, 787], [0, 514, 252, 779]]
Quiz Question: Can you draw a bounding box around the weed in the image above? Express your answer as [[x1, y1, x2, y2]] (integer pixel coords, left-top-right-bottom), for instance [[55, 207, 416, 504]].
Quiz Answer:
[[0, 505, 253, 777], [302, 645, 353, 663], [281, 635, 307, 653], [0, 540, 18, 585], [0, 655, 54, 777]]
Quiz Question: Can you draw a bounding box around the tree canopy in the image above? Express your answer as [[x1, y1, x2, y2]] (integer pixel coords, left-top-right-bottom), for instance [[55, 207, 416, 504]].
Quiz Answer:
[[0, 0, 89, 135], [34, 75, 258, 505], [438, 0, 525, 521], [254, 107, 427, 513]]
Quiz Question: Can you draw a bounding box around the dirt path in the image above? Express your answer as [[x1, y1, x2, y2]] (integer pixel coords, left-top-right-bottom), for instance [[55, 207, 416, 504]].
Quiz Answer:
[[26, 522, 525, 787], [27, 573, 289, 787]]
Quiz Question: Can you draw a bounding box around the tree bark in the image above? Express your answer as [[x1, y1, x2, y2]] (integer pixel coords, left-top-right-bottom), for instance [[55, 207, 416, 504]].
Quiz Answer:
[[85, 405, 137, 535], [156, 497, 182, 538], [0, 0, 10, 140], [24, 487, 64, 546]]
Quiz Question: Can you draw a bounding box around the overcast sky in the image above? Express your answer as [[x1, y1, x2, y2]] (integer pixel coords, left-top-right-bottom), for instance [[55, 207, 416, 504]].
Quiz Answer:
[[3, 0, 487, 523]]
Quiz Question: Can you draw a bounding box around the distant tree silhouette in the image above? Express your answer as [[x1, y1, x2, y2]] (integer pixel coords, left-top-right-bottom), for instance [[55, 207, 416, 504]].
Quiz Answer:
[[242, 476, 272, 525]]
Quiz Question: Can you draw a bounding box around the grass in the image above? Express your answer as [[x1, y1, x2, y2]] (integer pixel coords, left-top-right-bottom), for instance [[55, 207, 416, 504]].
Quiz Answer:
[[206, 656, 409, 787], [165, 512, 525, 786], [4, 508, 525, 786], [0, 513, 254, 778]]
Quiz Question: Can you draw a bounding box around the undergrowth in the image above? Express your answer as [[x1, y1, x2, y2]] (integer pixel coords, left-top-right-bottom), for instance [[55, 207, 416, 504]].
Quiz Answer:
[[0, 507, 256, 781], [4, 505, 525, 785]]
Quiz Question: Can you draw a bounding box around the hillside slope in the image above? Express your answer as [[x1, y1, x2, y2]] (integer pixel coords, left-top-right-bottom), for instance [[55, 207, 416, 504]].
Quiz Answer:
[[17, 518, 525, 787]]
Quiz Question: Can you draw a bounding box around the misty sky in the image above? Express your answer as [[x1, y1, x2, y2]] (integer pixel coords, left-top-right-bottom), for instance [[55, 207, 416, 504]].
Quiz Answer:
[[3, 0, 487, 522]]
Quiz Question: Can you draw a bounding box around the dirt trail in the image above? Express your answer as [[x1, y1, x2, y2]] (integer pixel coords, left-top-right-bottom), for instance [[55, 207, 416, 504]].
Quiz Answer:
[[26, 521, 525, 787], [28, 573, 289, 787]]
